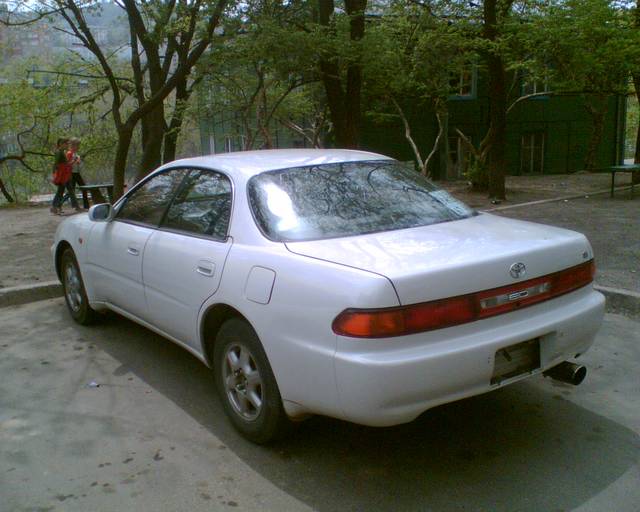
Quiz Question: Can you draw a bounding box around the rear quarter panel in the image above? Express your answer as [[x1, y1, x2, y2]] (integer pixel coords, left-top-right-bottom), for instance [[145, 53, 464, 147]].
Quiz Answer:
[[198, 242, 400, 419]]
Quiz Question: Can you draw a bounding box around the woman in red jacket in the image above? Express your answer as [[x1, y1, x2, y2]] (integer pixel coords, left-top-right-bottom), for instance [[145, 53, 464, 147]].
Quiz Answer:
[[50, 138, 81, 215]]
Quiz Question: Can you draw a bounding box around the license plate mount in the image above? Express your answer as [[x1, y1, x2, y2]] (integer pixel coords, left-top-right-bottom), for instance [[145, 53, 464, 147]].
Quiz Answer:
[[491, 338, 541, 385]]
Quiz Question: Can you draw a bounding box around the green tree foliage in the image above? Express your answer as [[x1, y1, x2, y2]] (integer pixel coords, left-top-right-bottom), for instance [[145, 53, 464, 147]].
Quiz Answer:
[[3, 0, 637, 203], [522, 0, 640, 170], [364, 4, 475, 176], [3, 0, 230, 199], [0, 56, 119, 202], [198, 3, 322, 149]]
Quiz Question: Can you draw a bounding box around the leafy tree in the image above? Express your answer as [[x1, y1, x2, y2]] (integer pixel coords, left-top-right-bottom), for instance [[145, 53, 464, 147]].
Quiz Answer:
[[525, 0, 640, 171], [198, 5, 319, 150], [3, 0, 230, 199], [364, 5, 475, 177], [315, 0, 367, 148]]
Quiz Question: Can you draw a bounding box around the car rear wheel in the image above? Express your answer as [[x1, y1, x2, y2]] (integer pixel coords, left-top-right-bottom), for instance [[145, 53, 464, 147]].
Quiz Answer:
[[213, 318, 291, 444], [61, 247, 95, 325]]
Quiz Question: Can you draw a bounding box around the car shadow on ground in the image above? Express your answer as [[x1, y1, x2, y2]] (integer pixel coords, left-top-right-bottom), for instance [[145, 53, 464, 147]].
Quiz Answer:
[[94, 311, 639, 512]]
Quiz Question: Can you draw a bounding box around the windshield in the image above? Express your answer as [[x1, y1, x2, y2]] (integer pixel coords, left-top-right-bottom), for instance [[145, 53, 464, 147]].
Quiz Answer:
[[247, 160, 476, 242]]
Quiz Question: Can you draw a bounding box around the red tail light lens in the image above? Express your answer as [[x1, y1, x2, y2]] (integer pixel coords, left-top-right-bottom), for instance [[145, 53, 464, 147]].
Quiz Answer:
[[332, 260, 595, 338]]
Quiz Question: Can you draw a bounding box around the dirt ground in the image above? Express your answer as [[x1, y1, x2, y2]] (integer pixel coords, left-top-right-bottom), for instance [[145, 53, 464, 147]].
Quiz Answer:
[[0, 172, 637, 291], [0, 204, 68, 288], [444, 172, 634, 210]]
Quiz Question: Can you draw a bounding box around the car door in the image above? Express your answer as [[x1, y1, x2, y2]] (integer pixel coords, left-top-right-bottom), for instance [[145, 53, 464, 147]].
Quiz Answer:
[[142, 168, 234, 348], [86, 169, 187, 320]]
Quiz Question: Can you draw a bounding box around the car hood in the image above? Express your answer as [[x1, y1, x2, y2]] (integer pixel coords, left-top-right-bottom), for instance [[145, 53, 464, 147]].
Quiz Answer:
[[285, 213, 593, 305]]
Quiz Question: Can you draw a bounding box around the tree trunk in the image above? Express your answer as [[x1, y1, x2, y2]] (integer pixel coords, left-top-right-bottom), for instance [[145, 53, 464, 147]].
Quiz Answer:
[[140, 115, 151, 156], [583, 95, 608, 172], [484, 0, 508, 200], [163, 118, 181, 164], [343, 0, 366, 148], [0, 178, 15, 203], [317, 0, 366, 148], [486, 55, 507, 199], [257, 82, 273, 149], [423, 103, 447, 178], [390, 97, 424, 172], [633, 73, 640, 184], [163, 76, 191, 164], [113, 124, 135, 201], [633, 0, 640, 183], [136, 104, 165, 182], [162, 87, 189, 164], [440, 113, 451, 180]]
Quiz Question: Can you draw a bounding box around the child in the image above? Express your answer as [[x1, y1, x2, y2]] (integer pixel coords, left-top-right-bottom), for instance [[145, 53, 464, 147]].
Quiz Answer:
[[63, 137, 87, 208], [51, 138, 81, 214]]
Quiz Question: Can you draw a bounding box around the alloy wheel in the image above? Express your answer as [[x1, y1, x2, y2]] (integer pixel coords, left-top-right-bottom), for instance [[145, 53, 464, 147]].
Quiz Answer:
[[222, 343, 264, 421], [64, 262, 83, 313]]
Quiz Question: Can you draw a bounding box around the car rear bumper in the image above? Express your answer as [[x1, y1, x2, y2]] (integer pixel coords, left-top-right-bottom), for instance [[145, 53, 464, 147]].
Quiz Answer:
[[333, 286, 605, 427]]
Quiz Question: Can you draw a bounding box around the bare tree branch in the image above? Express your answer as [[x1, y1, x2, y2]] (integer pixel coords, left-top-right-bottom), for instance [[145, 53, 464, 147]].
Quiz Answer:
[[0, 6, 62, 26], [390, 96, 425, 170], [0, 123, 43, 175], [27, 69, 133, 84]]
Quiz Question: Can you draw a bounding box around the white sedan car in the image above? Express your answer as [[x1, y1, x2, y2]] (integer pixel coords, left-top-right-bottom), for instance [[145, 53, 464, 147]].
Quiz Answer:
[[53, 149, 605, 443]]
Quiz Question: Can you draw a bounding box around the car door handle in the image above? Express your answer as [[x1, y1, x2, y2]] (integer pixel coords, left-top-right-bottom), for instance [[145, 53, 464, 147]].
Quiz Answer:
[[196, 260, 215, 277], [127, 246, 140, 256]]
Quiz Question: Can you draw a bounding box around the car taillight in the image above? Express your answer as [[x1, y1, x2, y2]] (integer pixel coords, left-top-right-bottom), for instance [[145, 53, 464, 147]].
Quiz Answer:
[[332, 296, 476, 338], [332, 260, 595, 338]]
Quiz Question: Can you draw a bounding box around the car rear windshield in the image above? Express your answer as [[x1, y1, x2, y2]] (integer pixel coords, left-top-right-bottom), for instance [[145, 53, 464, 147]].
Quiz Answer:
[[247, 160, 476, 242]]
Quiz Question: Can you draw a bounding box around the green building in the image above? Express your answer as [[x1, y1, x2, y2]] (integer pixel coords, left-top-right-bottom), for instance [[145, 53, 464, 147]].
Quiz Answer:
[[361, 68, 627, 180]]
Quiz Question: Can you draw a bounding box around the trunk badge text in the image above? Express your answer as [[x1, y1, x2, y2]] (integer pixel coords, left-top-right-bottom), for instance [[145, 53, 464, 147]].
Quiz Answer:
[[509, 262, 526, 279], [508, 290, 529, 301], [480, 282, 551, 310]]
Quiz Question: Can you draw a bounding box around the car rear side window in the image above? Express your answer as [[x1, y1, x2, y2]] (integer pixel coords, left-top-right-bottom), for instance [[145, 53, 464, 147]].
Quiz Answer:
[[248, 160, 476, 242], [161, 169, 232, 239], [117, 169, 186, 226]]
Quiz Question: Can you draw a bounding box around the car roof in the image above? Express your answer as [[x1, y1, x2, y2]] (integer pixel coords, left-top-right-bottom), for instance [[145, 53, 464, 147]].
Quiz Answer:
[[159, 149, 394, 179]]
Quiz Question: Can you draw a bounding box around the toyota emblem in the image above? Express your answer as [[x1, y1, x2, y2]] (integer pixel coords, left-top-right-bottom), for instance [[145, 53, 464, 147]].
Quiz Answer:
[[510, 262, 526, 279]]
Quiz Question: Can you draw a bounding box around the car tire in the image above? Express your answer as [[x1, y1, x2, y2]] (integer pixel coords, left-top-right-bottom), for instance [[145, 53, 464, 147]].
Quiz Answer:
[[60, 247, 96, 325], [213, 318, 291, 444]]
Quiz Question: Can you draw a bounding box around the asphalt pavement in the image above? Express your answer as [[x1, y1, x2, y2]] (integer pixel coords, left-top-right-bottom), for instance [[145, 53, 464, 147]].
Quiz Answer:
[[1, 298, 639, 512]]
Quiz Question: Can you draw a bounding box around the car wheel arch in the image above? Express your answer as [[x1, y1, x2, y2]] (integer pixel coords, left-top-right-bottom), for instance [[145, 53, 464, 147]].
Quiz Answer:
[[55, 240, 73, 281], [200, 303, 252, 368]]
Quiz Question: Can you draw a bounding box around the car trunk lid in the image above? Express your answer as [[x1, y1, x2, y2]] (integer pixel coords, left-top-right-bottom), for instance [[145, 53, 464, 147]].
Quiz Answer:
[[285, 213, 593, 305]]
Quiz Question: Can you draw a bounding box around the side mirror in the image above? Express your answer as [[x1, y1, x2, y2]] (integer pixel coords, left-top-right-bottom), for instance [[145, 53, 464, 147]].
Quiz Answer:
[[88, 203, 114, 222]]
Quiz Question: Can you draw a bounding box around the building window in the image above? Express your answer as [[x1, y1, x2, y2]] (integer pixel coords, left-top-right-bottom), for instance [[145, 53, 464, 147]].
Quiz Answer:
[[521, 132, 545, 174], [521, 80, 549, 96], [521, 70, 550, 97], [449, 67, 476, 98]]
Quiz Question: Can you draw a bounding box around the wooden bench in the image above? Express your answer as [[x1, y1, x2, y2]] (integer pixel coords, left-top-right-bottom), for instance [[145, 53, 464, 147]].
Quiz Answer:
[[78, 183, 114, 209], [592, 165, 640, 198]]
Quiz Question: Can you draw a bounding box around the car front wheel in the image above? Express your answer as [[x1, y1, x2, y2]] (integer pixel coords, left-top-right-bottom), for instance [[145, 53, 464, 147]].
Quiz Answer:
[[213, 318, 291, 444], [61, 247, 95, 325]]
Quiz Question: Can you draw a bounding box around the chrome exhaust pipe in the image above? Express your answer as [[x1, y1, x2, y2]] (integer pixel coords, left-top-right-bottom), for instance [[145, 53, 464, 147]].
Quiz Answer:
[[543, 361, 587, 385]]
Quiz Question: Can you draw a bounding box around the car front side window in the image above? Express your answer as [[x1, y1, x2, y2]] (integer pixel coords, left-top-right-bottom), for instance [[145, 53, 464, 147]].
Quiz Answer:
[[116, 169, 186, 227], [161, 169, 232, 240]]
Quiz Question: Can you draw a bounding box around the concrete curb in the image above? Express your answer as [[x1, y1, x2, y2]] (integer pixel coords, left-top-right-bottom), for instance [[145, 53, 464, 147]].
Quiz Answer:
[[0, 281, 63, 308], [0, 280, 638, 318], [485, 185, 635, 212], [594, 285, 640, 318]]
